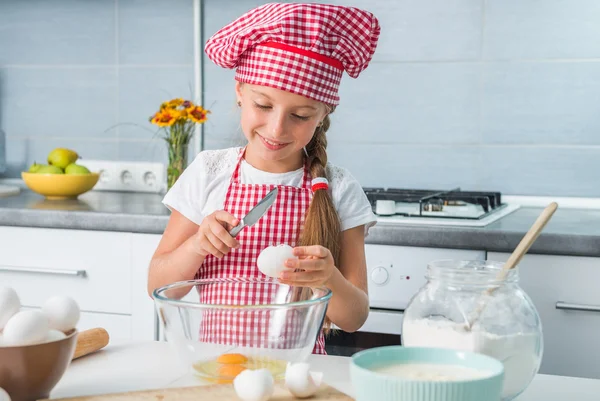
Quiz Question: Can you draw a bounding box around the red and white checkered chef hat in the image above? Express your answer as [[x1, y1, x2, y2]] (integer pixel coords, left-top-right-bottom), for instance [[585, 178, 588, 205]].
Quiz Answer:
[[204, 2, 380, 105]]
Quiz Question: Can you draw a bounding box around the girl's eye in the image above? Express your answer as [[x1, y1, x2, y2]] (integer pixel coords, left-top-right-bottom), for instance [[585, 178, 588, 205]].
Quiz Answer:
[[292, 114, 310, 121], [253, 102, 271, 110], [253, 102, 310, 121]]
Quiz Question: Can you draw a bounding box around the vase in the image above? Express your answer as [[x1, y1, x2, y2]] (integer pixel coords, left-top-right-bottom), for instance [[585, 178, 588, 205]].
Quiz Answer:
[[166, 141, 189, 190]]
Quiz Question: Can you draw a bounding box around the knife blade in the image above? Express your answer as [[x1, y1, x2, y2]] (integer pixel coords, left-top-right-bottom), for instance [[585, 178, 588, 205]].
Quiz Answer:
[[229, 187, 279, 237]]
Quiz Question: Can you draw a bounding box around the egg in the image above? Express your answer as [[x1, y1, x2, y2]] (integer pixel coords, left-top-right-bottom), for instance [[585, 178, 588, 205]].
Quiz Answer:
[[233, 368, 274, 401], [44, 329, 67, 343], [285, 362, 323, 398], [0, 387, 11, 401], [42, 295, 80, 332], [256, 244, 296, 278], [0, 287, 20, 330], [2, 310, 49, 346]]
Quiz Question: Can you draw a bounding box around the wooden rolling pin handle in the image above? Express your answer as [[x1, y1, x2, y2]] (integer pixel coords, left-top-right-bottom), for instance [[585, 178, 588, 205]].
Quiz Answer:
[[72, 328, 110, 361]]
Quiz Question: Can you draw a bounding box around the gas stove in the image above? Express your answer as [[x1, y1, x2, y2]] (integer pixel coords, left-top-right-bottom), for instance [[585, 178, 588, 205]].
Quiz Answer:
[[363, 187, 520, 227]]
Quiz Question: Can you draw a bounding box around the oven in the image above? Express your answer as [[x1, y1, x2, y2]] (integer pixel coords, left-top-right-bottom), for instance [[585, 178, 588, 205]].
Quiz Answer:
[[325, 309, 403, 357], [324, 244, 487, 357]]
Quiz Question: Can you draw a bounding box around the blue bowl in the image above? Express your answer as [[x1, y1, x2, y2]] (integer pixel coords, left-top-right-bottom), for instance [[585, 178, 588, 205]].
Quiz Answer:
[[351, 346, 505, 401]]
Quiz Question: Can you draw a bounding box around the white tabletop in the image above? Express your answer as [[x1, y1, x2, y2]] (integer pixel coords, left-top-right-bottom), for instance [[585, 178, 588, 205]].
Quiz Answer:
[[52, 341, 600, 401]]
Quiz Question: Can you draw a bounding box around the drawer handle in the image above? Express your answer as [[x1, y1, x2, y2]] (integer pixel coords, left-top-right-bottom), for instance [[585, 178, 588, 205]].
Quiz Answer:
[[0, 266, 87, 278], [556, 301, 600, 313]]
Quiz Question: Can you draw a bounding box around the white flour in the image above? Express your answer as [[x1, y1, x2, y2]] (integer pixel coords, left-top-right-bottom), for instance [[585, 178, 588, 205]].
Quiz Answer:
[[403, 318, 541, 400], [373, 363, 492, 381]]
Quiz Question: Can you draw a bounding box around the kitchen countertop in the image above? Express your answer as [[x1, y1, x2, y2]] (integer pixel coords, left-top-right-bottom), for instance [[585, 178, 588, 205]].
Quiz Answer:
[[0, 189, 599, 257], [51, 340, 600, 401]]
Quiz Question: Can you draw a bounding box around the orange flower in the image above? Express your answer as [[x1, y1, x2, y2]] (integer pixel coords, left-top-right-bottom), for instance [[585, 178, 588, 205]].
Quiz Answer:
[[188, 106, 210, 123], [150, 110, 177, 127], [159, 98, 185, 110], [167, 109, 188, 121]]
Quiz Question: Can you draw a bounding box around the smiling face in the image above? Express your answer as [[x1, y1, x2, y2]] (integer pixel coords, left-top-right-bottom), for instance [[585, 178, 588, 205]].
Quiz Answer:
[[235, 82, 329, 173]]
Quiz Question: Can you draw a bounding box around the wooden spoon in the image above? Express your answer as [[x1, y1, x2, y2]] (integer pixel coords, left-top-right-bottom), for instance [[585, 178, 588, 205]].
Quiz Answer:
[[465, 202, 559, 330]]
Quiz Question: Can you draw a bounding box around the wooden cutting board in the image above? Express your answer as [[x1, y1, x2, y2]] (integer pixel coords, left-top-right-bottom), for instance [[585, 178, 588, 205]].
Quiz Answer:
[[46, 382, 353, 401]]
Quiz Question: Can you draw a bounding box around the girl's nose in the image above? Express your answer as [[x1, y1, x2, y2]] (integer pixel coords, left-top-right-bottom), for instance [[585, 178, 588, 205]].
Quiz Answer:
[[269, 113, 287, 138]]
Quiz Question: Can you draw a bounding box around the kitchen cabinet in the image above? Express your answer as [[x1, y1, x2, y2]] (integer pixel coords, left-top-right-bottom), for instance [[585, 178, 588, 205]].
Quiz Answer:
[[131, 233, 162, 341], [488, 252, 600, 380], [0, 227, 160, 342]]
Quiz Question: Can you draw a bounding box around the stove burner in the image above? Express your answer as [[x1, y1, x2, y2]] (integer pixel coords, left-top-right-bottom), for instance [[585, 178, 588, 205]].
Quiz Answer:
[[363, 187, 506, 220], [423, 199, 443, 212]]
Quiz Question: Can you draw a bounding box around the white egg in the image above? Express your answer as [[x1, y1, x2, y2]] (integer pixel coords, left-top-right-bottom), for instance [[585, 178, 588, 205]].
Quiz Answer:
[[0, 387, 11, 401], [233, 368, 274, 401], [43, 329, 67, 343], [285, 362, 323, 398], [3, 310, 49, 346], [256, 244, 296, 278], [0, 287, 20, 330], [42, 295, 80, 332]]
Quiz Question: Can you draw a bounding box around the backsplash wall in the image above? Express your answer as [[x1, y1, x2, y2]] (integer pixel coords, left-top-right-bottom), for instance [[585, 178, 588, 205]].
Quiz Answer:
[[203, 0, 600, 197], [2, 0, 599, 197], [0, 0, 195, 177]]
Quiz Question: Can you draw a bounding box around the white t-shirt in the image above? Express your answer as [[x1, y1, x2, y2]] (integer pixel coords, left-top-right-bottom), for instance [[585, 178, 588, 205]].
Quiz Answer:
[[162, 147, 377, 236]]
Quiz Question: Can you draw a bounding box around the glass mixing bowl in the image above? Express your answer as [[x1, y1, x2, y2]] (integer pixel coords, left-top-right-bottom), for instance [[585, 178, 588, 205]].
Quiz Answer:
[[152, 278, 332, 383]]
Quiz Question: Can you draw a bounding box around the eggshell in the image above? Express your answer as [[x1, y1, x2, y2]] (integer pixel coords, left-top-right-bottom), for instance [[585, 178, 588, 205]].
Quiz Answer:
[[2, 310, 49, 346], [42, 295, 80, 332], [233, 368, 274, 401], [257, 244, 296, 278], [0, 287, 20, 330], [285, 362, 323, 398], [0, 387, 11, 401]]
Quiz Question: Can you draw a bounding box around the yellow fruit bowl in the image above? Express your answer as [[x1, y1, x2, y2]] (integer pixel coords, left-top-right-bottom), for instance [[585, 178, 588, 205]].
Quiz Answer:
[[21, 172, 100, 200]]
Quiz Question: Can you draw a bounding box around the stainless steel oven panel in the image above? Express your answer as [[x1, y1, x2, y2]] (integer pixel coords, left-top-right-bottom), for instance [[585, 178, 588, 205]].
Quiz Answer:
[[333, 309, 403, 335], [359, 309, 403, 335]]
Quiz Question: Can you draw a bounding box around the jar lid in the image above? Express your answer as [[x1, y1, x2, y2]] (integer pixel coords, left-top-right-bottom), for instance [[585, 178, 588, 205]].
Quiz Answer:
[[426, 260, 518, 286]]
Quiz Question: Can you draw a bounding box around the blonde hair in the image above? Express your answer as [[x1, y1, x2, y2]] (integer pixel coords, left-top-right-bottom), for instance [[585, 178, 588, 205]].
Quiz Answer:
[[298, 106, 341, 334]]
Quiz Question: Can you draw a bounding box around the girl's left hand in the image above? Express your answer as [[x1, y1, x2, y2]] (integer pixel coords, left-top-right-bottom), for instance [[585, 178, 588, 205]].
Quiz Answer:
[[278, 245, 337, 287]]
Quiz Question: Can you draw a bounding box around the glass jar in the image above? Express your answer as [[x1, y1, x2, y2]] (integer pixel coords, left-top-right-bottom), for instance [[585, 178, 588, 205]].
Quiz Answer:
[[402, 260, 543, 401]]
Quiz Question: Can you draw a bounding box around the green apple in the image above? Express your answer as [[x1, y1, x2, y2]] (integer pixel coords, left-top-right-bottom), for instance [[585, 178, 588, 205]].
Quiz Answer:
[[36, 165, 64, 174], [28, 162, 43, 173], [47, 148, 79, 169], [65, 164, 91, 175]]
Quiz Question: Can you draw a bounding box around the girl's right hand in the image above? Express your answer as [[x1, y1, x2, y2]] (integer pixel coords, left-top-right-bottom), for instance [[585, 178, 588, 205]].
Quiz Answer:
[[191, 210, 241, 258]]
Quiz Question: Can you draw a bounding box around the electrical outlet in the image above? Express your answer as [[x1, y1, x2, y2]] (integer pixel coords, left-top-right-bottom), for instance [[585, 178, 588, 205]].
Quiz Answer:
[[82, 160, 167, 193]]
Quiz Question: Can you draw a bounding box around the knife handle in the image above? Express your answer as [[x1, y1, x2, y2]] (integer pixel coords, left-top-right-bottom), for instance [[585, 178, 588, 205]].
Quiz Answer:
[[229, 220, 245, 237]]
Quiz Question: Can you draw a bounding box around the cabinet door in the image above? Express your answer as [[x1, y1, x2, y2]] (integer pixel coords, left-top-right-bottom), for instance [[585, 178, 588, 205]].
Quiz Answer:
[[78, 311, 132, 342], [488, 252, 600, 379], [22, 306, 132, 342], [131, 233, 163, 341], [0, 227, 131, 314]]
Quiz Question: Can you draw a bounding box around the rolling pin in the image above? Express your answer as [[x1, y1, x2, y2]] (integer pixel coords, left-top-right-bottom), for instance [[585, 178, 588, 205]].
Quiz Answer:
[[72, 328, 110, 360]]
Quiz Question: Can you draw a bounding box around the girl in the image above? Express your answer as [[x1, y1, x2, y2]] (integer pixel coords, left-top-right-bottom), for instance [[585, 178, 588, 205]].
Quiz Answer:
[[148, 2, 380, 355]]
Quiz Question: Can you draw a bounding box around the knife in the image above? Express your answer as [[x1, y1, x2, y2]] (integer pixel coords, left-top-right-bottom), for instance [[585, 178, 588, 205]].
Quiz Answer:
[[229, 187, 279, 237]]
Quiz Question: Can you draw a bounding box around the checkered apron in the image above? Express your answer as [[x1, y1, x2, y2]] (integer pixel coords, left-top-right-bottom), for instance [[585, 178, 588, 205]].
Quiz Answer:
[[196, 148, 326, 355]]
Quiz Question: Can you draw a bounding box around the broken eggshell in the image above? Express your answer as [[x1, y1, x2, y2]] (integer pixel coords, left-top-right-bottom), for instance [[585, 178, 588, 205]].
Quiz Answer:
[[256, 244, 296, 279], [285, 361, 323, 398], [233, 368, 274, 401]]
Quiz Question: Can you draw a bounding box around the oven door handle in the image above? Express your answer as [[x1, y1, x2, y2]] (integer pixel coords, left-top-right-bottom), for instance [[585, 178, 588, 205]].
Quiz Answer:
[[357, 309, 404, 335]]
